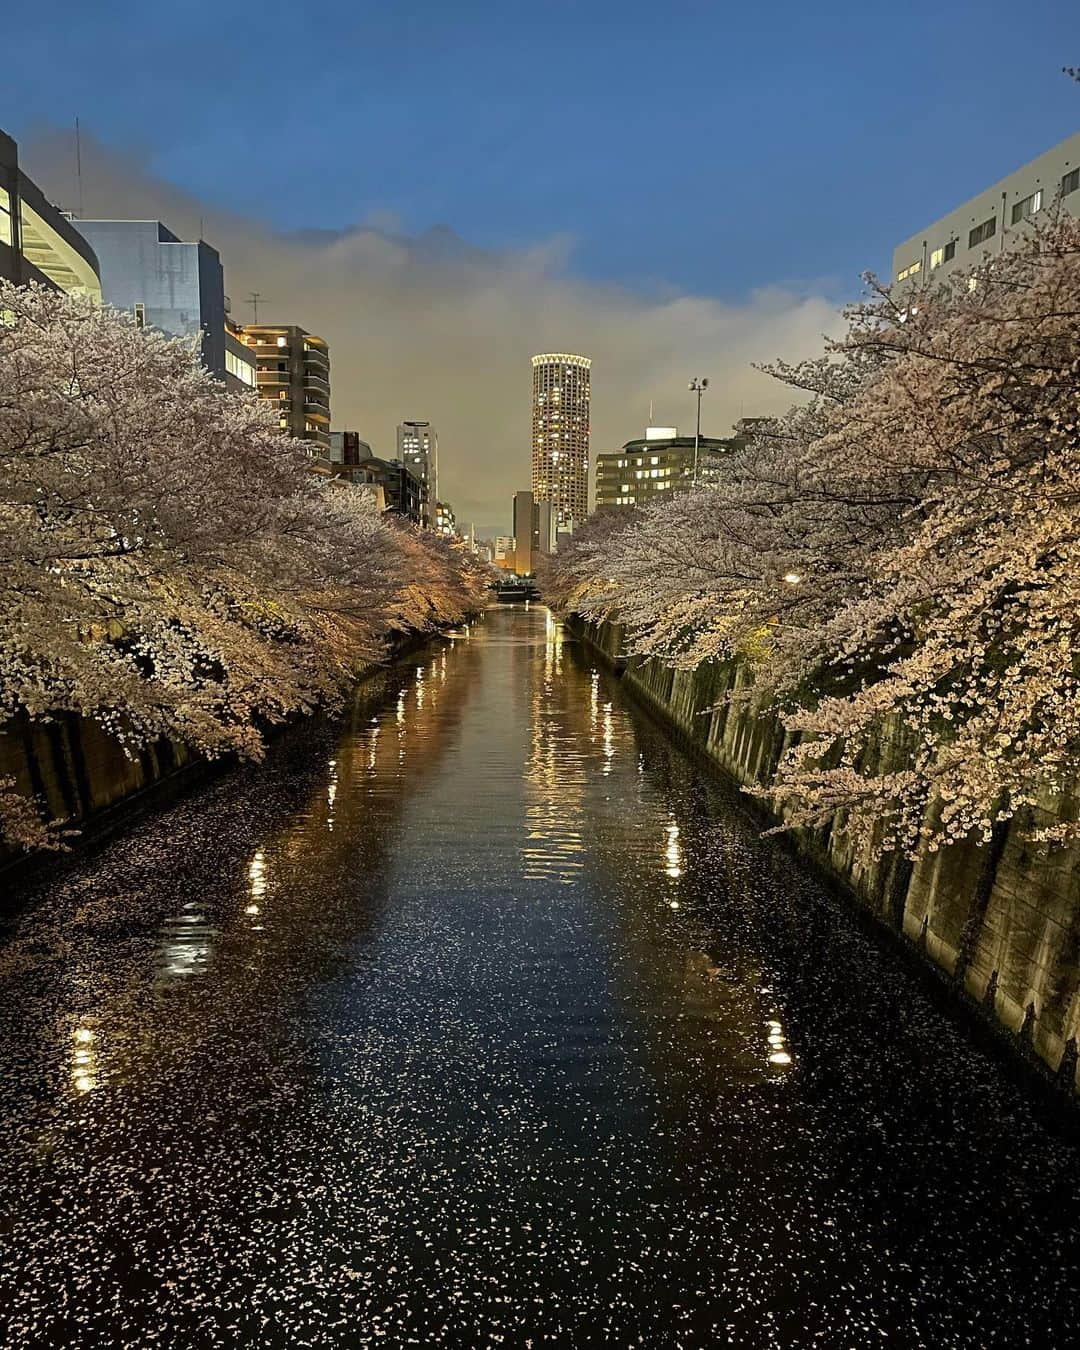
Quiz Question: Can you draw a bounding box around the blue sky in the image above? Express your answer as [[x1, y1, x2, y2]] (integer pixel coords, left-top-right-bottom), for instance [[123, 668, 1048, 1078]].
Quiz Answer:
[[7, 0, 1079, 301]]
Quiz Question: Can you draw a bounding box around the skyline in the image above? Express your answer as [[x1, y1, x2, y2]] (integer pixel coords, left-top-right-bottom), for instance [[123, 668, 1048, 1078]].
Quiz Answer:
[[4, 1, 1079, 528]]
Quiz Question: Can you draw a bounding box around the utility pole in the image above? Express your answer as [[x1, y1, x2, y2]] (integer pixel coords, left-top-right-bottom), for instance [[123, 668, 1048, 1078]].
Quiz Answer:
[[74, 117, 84, 218], [688, 377, 709, 484]]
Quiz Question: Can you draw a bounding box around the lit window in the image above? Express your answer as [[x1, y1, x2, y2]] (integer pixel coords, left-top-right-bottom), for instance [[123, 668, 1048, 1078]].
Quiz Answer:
[[0, 186, 10, 247], [276, 336, 287, 348], [225, 348, 256, 386], [909, 259, 921, 274]]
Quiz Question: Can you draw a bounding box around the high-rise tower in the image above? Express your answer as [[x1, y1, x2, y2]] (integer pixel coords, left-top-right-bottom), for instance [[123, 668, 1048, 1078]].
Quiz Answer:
[[531, 353, 591, 532]]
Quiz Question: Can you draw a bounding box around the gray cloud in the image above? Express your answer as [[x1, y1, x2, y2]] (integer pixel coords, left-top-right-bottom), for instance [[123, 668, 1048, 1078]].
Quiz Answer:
[[23, 129, 841, 534]]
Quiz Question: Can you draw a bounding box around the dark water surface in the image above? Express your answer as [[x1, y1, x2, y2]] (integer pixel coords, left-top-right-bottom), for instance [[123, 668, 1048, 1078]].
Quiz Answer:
[[1, 606, 1079, 1348]]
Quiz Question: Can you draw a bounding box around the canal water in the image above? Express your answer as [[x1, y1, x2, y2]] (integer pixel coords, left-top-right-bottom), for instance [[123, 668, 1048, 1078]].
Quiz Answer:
[[1, 606, 1078, 1348]]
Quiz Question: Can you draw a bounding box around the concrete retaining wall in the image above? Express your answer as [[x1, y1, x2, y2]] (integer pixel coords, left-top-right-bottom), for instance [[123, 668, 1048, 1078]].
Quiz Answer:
[[0, 711, 197, 867], [572, 616, 1080, 1094]]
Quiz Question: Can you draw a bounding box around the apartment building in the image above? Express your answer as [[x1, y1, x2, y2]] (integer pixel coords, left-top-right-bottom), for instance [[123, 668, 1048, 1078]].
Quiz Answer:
[[246, 324, 331, 451]]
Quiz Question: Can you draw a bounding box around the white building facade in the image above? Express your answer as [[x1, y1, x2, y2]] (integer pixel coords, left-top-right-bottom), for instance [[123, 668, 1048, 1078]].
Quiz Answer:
[[892, 131, 1080, 292]]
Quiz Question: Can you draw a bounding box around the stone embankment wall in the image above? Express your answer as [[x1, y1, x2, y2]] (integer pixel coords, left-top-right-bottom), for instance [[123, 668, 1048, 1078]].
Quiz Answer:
[[0, 711, 197, 868], [572, 616, 1080, 1095]]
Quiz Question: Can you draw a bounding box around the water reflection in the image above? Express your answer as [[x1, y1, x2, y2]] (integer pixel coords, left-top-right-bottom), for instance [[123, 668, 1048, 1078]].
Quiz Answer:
[[71, 1024, 98, 1094], [0, 607, 1078, 1349]]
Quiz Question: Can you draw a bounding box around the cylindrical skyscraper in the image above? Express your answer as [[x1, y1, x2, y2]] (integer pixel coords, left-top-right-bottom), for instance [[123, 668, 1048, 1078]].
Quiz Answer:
[[531, 353, 591, 532]]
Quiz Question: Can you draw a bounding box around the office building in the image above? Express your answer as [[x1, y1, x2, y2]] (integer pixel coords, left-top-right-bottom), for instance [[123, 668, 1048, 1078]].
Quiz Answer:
[[0, 128, 101, 299], [511, 489, 555, 576], [397, 421, 438, 525], [595, 425, 739, 511], [245, 324, 331, 451], [76, 219, 231, 378], [892, 130, 1080, 292], [512, 491, 535, 576], [531, 353, 591, 531]]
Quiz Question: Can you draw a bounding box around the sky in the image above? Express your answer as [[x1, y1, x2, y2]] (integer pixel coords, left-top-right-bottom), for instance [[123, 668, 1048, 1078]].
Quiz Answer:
[[4, 0, 1079, 530]]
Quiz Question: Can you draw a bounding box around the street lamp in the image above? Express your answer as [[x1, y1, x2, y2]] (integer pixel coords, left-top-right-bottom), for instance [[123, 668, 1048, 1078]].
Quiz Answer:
[[689, 377, 709, 483]]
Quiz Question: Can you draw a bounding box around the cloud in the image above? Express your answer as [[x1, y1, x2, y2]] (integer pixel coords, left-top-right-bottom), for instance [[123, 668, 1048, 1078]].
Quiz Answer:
[[22, 128, 841, 533]]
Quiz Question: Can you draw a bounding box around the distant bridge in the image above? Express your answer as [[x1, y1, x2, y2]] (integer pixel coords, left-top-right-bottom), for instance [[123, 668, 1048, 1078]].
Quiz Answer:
[[489, 576, 540, 603]]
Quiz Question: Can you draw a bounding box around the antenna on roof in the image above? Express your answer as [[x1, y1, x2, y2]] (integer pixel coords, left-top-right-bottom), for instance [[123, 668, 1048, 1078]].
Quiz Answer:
[[249, 292, 261, 322], [74, 117, 84, 218]]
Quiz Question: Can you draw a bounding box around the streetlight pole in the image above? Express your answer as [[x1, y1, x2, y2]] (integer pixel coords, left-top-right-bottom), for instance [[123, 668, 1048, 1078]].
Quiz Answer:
[[689, 377, 709, 484]]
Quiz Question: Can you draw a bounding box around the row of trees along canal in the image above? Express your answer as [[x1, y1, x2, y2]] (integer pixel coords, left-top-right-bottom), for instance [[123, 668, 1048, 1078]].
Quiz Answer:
[[0, 281, 490, 853], [545, 211, 1080, 866]]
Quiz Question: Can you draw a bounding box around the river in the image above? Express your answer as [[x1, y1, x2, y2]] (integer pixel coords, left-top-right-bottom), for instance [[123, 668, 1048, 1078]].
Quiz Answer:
[[1, 605, 1078, 1347]]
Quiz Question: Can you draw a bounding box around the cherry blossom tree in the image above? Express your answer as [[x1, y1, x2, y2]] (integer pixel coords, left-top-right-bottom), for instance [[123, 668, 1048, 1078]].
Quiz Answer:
[[0, 282, 487, 849], [552, 212, 1080, 859]]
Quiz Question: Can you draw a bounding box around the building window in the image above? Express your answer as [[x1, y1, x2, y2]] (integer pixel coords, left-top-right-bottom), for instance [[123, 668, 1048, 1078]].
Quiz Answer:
[[896, 260, 919, 282], [276, 336, 287, 348], [133, 302, 145, 329], [0, 186, 13, 248], [1062, 167, 1080, 197], [225, 348, 256, 387], [1010, 190, 1042, 224], [968, 217, 996, 248]]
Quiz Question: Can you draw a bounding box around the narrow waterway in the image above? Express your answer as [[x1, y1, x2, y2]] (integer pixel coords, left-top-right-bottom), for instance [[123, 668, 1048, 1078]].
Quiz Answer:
[[1, 606, 1078, 1348]]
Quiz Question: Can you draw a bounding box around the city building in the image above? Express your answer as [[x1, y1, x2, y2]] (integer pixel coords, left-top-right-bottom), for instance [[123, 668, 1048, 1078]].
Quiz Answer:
[[892, 130, 1080, 292], [595, 425, 739, 511], [76, 219, 231, 378], [435, 501, 457, 537], [531, 353, 591, 532], [512, 491, 535, 576], [397, 421, 438, 525], [0, 128, 101, 299], [511, 489, 555, 576], [245, 324, 331, 452], [324, 430, 424, 523]]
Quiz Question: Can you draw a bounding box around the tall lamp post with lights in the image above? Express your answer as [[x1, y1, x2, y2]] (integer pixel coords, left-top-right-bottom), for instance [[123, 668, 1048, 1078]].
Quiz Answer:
[[689, 377, 709, 483]]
